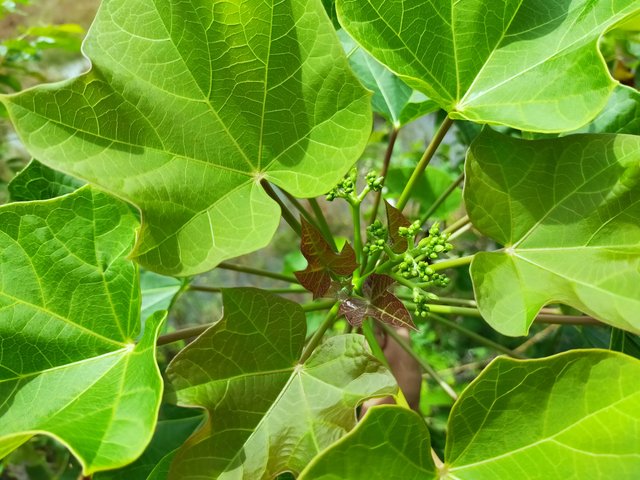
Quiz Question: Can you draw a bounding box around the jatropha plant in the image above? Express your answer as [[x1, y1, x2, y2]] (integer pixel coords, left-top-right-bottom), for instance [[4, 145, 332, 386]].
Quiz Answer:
[[0, 0, 640, 479]]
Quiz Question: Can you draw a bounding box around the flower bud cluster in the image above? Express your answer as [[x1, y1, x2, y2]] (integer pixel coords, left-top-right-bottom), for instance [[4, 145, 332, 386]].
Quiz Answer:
[[365, 171, 384, 192], [326, 168, 357, 201], [393, 223, 453, 288], [363, 220, 387, 254], [412, 288, 438, 318]]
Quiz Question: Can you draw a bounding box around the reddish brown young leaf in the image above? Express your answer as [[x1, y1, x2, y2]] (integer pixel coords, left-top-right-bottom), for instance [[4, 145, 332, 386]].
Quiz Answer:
[[385, 201, 411, 253], [364, 274, 416, 330], [339, 297, 369, 328], [295, 219, 358, 298], [339, 274, 416, 330]]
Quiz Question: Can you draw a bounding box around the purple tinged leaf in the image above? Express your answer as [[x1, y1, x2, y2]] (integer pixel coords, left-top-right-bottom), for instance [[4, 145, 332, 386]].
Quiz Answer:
[[340, 274, 416, 330], [295, 218, 358, 298], [385, 201, 411, 253]]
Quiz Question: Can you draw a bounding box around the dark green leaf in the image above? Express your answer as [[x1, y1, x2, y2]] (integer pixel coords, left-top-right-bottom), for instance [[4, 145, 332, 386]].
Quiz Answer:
[[9, 159, 84, 201], [166, 288, 397, 479]]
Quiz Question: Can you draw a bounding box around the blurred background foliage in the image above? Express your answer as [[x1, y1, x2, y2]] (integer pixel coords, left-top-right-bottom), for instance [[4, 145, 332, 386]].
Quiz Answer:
[[0, 2, 639, 478]]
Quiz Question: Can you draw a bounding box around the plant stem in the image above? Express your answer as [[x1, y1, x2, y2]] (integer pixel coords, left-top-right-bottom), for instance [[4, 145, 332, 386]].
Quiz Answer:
[[369, 127, 400, 223], [428, 304, 603, 326], [189, 285, 308, 294], [430, 254, 474, 272], [218, 262, 300, 284], [420, 171, 464, 226], [396, 116, 454, 211], [308, 198, 337, 252], [302, 299, 337, 312], [351, 201, 363, 266], [278, 187, 323, 231], [299, 301, 341, 363], [514, 325, 560, 355], [443, 215, 470, 235], [427, 313, 525, 359], [448, 222, 473, 241], [157, 324, 210, 346], [378, 322, 458, 401], [261, 181, 302, 236]]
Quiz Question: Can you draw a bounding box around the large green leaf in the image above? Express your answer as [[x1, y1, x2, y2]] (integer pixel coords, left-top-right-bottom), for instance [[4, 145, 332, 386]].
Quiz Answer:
[[0, 186, 164, 474], [1, 0, 371, 276], [301, 350, 640, 479], [466, 129, 640, 336], [336, 0, 640, 132], [166, 288, 397, 479]]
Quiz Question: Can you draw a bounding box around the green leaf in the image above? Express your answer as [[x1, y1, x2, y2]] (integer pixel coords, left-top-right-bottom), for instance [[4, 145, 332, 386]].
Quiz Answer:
[[140, 271, 183, 322], [301, 351, 640, 479], [9, 159, 84, 201], [465, 129, 640, 336], [299, 406, 437, 480], [295, 218, 358, 299], [339, 29, 412, 126], [0, 186, 164, 474], [575, 85, 640, 135], [336, 0, 640, 132], [1, 0, 372, 276], [445, 350, 640, 478], [166, 288, 397, 479], [95, 415, 203, 480]]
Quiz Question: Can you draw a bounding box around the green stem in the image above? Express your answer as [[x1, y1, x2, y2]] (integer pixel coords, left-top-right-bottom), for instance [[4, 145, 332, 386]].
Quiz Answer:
[[351, 201, 363, 266], [443, 215, 470, 235], [261, 181, 302, 236], [189, 285, 308, 294], [396, 116, 454, 211], [308, 198, 338, 252], [429, 304, 602, 326], [420, 171, 464, 226], [378, 322, 458, 401], [302, 299, 337, 312], [369, 127, 400, 223], [431, 254, 474, 272], [218, 262, 300, 284], [427, 313, 525, 358], [157, 324, 210, 346], [362, 319, 411, 409], [299, 301, 341, 363]]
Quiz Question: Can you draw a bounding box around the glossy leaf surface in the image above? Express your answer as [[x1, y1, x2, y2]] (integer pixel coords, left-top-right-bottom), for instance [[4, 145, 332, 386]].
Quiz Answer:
[[466, 129, 640, 336], [0, 187, 164, 474], [2, 0, 372, 276], [166, 288, 397, 479], [301, 351, 640, 479], [337, 0, 640, 132]]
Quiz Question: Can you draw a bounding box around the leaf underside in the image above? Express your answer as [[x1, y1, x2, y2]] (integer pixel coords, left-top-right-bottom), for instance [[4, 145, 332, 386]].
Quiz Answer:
[[2, 0, 372, 276]]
